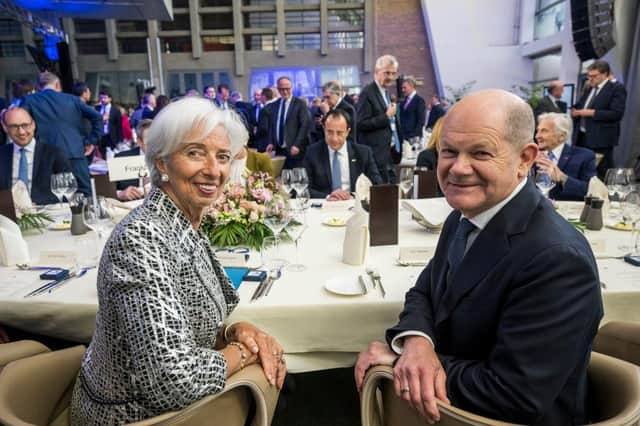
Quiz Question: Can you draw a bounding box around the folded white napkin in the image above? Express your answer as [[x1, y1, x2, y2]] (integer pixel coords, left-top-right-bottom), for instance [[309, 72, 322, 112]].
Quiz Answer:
[[342, 192, 369, 265], [402, 198, 453, 228], [354, 174, 372, 204], [11, 181, 32, 217], [0, 214, 30, 266], [104, 198, 132, 223]]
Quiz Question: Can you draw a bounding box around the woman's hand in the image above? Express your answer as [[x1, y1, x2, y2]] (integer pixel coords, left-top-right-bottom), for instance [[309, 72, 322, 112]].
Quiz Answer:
[[226, 322, 287, 389], [221, 341, 259, 376]]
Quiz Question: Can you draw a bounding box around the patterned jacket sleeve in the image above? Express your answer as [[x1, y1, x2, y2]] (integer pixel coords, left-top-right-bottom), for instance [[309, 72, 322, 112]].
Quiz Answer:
[[104, 219, 228, 412]]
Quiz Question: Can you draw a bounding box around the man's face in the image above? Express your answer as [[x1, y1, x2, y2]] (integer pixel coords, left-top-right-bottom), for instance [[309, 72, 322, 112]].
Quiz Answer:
[[437, 100, 535, 218], [82, 88, 91, 102], [550, 84, 564, 99], [322, 89, 339, 109], [218, 88, 229, 102], [324, 114, 350, 151], [3, 109, 36, 147], [277, 79, 292, 100], [204, 87, 215, 99], [374, 63, 398, 88], [401, 82, 413, 97], [99, 94, 111, 105], [148, 95, 156, 108], [587, 69, 608, 87], [535, 119, 562, 151], [253, 90, 262, 103]]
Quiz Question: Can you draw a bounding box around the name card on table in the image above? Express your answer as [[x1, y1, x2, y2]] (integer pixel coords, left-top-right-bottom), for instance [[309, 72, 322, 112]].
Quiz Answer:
[[369, 184, 398, 246], [39, 250, 76, 268], [107, 156, 148, 182]]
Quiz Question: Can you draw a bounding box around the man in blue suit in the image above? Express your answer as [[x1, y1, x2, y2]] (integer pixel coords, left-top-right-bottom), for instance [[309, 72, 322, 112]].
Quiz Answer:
[[304, 109, 381, 200], [399, 76, 426, 140], [535, 112, 596, 201], [355, 90, 602, 425], [0, 107, 71, 204], [21, 72, 101, 196]]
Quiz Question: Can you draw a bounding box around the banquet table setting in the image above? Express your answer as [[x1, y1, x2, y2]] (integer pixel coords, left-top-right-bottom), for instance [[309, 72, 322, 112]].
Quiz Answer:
[[0, 197, 639, 373]]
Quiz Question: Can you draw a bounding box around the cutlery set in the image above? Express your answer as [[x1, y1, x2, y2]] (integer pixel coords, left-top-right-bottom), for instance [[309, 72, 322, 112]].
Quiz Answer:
[[24, 267, 94, 298], [250, 268, 282, 302]]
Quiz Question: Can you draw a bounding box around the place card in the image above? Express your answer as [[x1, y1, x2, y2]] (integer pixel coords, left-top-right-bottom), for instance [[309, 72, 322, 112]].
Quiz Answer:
[[399, 246, 435, 265], [589, 239, 607, 255], [369, 184, 398, 246], [107, 156, 149, 182], [38, 250, 77, 268]]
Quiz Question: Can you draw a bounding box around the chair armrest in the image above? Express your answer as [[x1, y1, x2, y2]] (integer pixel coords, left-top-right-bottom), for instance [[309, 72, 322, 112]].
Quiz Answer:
[[0, 340, 50, 369], [594, 321, 640, 366]]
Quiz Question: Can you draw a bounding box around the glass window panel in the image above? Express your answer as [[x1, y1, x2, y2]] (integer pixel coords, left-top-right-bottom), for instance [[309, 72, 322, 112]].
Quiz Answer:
[[161, 37, 192, 53], [74, 19, 106, 33], [201, 0, 233, 5], [285, 11, 320, 27], [244, 34, 277, 51], [168, 73, 181, 98], [328, 31, 363, 48], [119, 38, 147, 53], [0, 41, 24, 57], [161, 13, 191, 31], [536, 0, 564, 11], [328, 9, 363, 27], [202, 72, 215, 89], [0, 19, 22, 36], [219, 72, 232, 89], [243, 11, 276, 28], [285, 33, 320, 50], [201, 13, 233, 30], [202, 35, 235, 51], [116, 20, 148, 32], [184, 73, 197, 92], [243, 0, 275, 4], [532, 51, 562, 83], [534, 1, 565, 39], [76, 38, 108, 55]]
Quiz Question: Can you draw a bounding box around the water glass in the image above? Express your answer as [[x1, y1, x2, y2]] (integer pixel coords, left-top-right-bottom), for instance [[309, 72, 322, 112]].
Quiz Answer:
[[535, 172, 556, 198], [82, 196, 113, 241], [292, 168, 309, 198], [261, 236, 287, 275], [280, 169, 293, 197], [51, 173, 75, 208], [285, 208, 307, 272], [75, 233, 99, 269], [398, 168, 413, 198], [263, 199, 290, 240]]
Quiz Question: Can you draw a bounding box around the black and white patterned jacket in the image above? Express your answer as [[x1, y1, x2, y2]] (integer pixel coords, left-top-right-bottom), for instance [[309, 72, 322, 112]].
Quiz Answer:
[[71, 187, 239, 425]]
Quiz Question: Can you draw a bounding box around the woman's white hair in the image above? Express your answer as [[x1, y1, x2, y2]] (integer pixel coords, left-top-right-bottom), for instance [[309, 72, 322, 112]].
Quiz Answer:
[[145, 96, 248, 185], [538, 112, 573, 143]]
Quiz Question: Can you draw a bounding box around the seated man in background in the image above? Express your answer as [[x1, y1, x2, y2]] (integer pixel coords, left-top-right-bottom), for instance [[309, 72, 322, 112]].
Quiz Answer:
[[355, 89, 602, 426], [0, 107, 71, 204], [535, 112, 596, 201], [304, 109, 381, 201], [114, 119, 152, 201]]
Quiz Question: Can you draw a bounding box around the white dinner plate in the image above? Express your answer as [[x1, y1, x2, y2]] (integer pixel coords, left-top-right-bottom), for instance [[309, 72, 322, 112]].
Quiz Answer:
[[605, 220, 633, 232], [48, 221, 71, 231], [324, 276, 365, 296], [322, 217, 347, 227]]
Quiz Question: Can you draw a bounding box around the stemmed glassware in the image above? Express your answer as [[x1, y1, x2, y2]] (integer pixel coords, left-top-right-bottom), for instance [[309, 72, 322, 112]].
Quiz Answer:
[[284, 207, 307, 271], [621, 192, 640, 254], [291, 168, 309, 201], [261, 236, 287, 281], [51, 172, 77, 209], [263, 198, 290, 244], [605, 168, 635, 202], [398, 168, 414, 199], [280, 169, 293, 197], [535, 172, 556, 198], [82, 196, 113, 241]]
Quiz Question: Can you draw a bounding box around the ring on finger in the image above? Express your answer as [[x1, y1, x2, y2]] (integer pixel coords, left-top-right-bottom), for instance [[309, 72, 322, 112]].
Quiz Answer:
[[400, 387, 410, 393]]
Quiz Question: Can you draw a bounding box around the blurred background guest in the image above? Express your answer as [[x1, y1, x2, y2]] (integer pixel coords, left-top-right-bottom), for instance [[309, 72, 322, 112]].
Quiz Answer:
[[416, 117, 443, 171], [115, 118, 152, 201]]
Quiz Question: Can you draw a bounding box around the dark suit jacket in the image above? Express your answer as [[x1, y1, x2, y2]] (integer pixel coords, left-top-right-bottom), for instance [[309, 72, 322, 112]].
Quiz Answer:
[[548, 144, 596, 201], [400, 93, 426, 139], [572, 80, 627, 149], [114, 146, 142, 190], [387, 180, 602, 425], [335, 99, 358, 144], [267, 97, 311, 152], [303, 141, 382, 199], [96, 103, 123, 144], [0, 140, 72, 205], [21, 89, 102, 159], [534, 96, 567, 120], [356, 82, 398, 169], [416, 148, 438, 170], [426, 103, 445, 129]]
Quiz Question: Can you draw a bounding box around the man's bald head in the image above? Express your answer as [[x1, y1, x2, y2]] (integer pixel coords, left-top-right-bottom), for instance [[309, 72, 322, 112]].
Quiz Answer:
[[2, 107, 36, 147]]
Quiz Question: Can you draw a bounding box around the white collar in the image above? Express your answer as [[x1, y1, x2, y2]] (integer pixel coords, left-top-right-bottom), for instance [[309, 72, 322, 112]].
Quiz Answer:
[[326, 141, 349, 158], [551, 142, 565, 161], [595, 79, 608, 91], [12, 138, 36, 154], [464, 178, 527, 230]]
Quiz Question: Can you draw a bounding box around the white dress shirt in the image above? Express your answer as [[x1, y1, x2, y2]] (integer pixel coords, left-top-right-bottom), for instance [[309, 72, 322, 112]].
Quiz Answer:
[[579, 80, 608, 132], [11, 138, 36, 191], [100, 103, 112, 135], [327, 142, 350, 192], [391, 178, 528, 353]]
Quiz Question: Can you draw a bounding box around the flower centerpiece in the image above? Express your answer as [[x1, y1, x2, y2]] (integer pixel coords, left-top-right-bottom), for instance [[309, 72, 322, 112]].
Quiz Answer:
[[201, 171, 288, 250]]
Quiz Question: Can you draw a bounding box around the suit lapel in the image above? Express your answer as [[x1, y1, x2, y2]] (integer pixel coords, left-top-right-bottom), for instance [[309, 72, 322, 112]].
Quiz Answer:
[[435, 181, 542, 327], [346, 143, 359, 191], [320, 145, 332, 187], [557, 144, 571, 171], [372, 85, 387, 113]]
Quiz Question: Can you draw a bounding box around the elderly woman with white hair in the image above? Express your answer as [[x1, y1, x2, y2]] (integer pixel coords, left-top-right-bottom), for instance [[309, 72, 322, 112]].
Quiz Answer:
[[534, 112, 596, 201], [70, 97, 286, 425]]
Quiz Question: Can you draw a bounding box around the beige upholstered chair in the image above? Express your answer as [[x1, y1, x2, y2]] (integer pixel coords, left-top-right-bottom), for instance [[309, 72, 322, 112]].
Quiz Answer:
[[271, 156, 286, 178], [0, 346, 278, 426], [360, 352, 640, 426], [0, 340, 50, 371], [594, 321, 640, 367]]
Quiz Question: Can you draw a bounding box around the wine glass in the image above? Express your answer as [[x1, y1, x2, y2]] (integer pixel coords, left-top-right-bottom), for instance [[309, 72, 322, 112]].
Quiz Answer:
[[62, 173, 78, 203], [398, 168, 414, 198], [284, 208, 307, 271], [296, 188, 311, 210], [605, 168, 635, 202], [292, 168, 309, 199], [535, 172, 556, 198], [263, 198, 290, 242], [621, 192, 640, 254], [261, 236, 287, 281], [82, 196, 113, 241], [50, 173, 68, 209], [280, 169, 293, 197]]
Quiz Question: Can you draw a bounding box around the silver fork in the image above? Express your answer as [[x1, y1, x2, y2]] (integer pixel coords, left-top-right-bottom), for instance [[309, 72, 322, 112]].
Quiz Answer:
[[369, 268, 386, 298]]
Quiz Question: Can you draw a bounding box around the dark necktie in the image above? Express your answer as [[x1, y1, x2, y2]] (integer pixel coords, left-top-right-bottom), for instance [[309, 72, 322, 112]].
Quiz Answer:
[[331, 150, 342, 191], [384, 90, 401, 153], [18, 147, 29, 186], [447, 218, 477, 280], [278, 99, 287, 148]]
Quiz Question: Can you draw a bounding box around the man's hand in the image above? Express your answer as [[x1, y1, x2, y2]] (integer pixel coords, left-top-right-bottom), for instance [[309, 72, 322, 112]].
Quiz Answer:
[[319, 100, 330, 114], [394, 336, 449, 423], [386, 103, 397, 118], [327, 189, 352, 201], [265, 144, 274, 153], [84, 145, 95, 156], [355, 341, 398, 391], [290, 145, 300, 156], [535, 153, 565, 183], [571, 108, 595, 118], [117, 186, 144, 201]]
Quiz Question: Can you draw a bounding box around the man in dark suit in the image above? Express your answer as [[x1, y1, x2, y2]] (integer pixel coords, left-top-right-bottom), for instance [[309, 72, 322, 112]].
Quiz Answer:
[[255, 88, 276, 152], [571, 60, 627, 178], [534, 80, 567, 121], [0, 107, 72, 204], [357, 55, 402, 183], [426, 94, 445, 130], [399, 76, 426, 140], [535, 112, 596, 201], [304, 109, 381, 200], [266, 76, 311, 168], [355, 90, 602, 425], [247, 89, 263, 149], [96, 90, 122, 159], [114, 119, 153, 201], [21, 72, 101, 196], [320, 80, 357, 144]]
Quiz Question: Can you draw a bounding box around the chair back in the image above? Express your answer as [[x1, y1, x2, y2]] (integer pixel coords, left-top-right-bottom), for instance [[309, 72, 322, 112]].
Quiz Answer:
[[415, 170, 438, 199], [0, 340, 50, 371], [593, 321, 640, 367], [0, 189, 17, 222], [271, 156, 286, 178], [93, 174, 118, 199]]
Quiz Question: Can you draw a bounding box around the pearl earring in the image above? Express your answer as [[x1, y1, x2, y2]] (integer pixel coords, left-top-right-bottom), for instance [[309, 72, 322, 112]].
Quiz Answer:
[[161, 174, 169, 182]]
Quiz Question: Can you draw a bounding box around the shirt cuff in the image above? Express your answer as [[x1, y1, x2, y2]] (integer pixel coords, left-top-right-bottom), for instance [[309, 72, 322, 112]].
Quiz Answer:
[[390, 331, 434, 354]]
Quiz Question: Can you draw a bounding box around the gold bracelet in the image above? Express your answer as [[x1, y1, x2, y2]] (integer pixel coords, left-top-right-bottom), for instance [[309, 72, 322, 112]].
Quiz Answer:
[[228, 341, 247, 369]]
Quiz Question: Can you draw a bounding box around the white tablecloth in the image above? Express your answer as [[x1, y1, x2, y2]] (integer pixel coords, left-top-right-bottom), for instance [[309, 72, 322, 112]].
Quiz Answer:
[[0, 200, 639, 372]]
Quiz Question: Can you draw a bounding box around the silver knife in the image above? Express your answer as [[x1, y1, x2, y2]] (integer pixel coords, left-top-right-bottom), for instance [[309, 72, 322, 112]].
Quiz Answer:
[[250, 276, 271, 302]]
